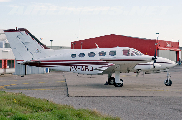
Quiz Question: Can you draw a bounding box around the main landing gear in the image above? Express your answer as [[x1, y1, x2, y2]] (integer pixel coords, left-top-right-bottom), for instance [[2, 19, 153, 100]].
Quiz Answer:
[[107, 71, 123, 87], [164, 71, 172, 86]]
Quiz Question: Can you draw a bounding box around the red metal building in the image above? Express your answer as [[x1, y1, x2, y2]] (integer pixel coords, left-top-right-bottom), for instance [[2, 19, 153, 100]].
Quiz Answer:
[[71, 34, 180, 62]]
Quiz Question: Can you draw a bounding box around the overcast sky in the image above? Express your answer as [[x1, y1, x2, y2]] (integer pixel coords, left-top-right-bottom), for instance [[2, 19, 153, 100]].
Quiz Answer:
[[0, 0, 182, 47]]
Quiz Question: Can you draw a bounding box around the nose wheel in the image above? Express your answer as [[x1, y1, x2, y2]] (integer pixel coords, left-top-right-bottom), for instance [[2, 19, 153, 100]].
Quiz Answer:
[[164, 79, 172, 86], [164, 71, 172, 86]]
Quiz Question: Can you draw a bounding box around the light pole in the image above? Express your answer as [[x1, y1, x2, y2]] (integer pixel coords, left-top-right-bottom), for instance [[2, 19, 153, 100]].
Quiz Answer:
[[156, 33, 159, 41], [50, 40, 53, 49], [155, 33, 159, 56], [72, 42, 76, 49], [81, 42, 83, 49]]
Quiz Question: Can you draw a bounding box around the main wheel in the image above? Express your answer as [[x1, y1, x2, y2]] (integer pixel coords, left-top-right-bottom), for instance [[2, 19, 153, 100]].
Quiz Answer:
[[114, 83, 123, 87], [114, 82, 123, 87], [108, 77, 115, 85], [164, 79, 172, 86]]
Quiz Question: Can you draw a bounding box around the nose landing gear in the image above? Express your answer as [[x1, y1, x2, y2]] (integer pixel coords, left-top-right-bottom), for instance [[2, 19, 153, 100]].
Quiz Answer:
[[164, 71, 172, 86]]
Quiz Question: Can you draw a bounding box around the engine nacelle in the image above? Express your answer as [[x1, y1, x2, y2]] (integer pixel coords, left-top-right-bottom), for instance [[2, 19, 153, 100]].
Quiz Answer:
[[134, 62, 161, 71]]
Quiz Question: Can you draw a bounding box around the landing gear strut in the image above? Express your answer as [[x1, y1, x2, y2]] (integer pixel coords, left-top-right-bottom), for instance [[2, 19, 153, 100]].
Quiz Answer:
[[114, 79, 123, 87], [114, 71, 123, 87], [107, 71, 123, 87], [164, 71, 172, 86]]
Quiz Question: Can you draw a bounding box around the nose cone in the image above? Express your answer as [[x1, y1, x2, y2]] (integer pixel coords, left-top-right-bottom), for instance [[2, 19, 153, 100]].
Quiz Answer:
[[156, 57, 177, 69], [166, 60, 177, 68], [171, 61, 178, 67]]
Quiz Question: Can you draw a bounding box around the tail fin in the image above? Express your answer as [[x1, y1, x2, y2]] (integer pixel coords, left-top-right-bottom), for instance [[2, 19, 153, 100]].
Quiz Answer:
[[4, 28, 50, 63]]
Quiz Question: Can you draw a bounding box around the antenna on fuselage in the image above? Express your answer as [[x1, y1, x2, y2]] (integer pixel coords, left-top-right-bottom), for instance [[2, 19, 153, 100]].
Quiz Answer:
[[95, 43, 99, 48]]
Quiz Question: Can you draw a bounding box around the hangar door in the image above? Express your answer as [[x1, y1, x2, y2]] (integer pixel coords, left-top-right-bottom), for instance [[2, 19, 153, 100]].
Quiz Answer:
[[158, 50, 176, 62]]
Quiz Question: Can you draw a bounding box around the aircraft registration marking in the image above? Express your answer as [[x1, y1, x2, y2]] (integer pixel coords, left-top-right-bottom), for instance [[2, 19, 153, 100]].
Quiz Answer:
[[70, 66, 94, 72]]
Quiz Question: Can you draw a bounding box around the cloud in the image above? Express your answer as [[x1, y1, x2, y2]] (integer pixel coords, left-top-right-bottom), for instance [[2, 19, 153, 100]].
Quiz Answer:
[[0, 0, 11, 2]]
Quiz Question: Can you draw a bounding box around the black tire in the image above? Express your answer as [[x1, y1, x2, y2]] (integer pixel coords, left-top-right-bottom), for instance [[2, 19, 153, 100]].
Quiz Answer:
[[164, 79, 172, 86], [108, 77, 115, 85], [114, 83, 123, 87]]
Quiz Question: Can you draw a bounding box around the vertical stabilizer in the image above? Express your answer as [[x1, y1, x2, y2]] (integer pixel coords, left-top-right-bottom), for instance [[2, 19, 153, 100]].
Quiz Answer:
[[4, 28, 49, 63]]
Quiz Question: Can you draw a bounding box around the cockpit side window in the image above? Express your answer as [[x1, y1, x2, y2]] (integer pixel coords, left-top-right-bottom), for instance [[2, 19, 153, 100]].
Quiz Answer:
[[134, 50, 141, 55], [79, 53, 85, 57], [123, 49, 130, 56], [71, 54, 76, 58], [88, 52, 96, 57], [99, 51, 106, 56], [109, 51, 116, 56]]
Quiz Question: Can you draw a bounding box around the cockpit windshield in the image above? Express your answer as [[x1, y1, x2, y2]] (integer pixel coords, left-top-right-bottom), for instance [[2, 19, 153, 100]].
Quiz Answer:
[[123, 48, 144, 56], [131, 49, 144, 56]]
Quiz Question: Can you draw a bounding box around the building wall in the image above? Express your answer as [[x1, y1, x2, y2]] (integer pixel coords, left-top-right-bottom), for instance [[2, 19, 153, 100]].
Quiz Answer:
[[170, 51, 177, 62], [14, 61, 49, 75], [0, 48, 15, 59], [0, 48, 48, 75], [0, 48, 15, 74], [71, 34, 157, 56], [158, 50, 176, 62]]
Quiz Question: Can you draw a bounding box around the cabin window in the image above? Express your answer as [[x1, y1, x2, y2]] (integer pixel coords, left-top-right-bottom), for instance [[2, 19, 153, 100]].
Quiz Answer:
[[88, 52, 95, 57], [7, 60, 14, 68], [109, 51, 116, 56], [71, 54, 76, 58], [99, 51, 106, 56], [123, 49, 130, 56], [79, 53, 85, 57], [0, 60, 2, 68]]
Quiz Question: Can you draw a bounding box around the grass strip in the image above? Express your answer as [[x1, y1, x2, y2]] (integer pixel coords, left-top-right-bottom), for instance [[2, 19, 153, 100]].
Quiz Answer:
[[0, 91, 119, 120]]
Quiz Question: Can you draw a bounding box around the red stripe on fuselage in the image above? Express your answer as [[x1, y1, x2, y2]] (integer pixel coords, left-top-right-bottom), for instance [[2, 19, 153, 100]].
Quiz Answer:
[[32, 59, 147, 62], [31, 60, 103, 62], [27, 61, 108, 67], [16, 60, 24, 61]]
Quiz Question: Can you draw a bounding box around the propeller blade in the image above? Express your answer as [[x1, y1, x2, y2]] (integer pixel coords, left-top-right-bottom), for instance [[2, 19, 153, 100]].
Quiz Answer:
[[154, 49, 156, 59], [152, 49, 157, 60], [153, 49, 157, 68]]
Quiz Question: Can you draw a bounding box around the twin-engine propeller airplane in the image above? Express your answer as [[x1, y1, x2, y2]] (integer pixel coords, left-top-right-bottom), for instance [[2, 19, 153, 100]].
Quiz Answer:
[[4, 28, 177, 87]]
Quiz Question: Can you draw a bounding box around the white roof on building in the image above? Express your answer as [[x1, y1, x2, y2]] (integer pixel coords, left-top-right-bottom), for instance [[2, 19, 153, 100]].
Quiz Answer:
[[0, 29, 7, 41]]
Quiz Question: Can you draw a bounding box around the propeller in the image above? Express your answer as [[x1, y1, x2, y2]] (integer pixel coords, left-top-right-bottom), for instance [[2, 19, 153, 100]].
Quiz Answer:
[[152, 49, 157, 68]]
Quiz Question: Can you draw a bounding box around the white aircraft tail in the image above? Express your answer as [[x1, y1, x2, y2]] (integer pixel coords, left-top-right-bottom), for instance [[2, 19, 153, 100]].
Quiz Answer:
[[4, 28, 50, 63]]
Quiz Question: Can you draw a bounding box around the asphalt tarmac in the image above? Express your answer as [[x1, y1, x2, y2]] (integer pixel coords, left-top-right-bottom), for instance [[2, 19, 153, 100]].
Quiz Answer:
[[66, 70, 182, 97], [0, 66, 182, 119]]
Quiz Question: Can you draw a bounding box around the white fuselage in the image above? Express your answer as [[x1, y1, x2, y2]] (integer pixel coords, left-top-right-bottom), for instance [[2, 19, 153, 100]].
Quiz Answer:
[[31, 47, 154, 75]]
